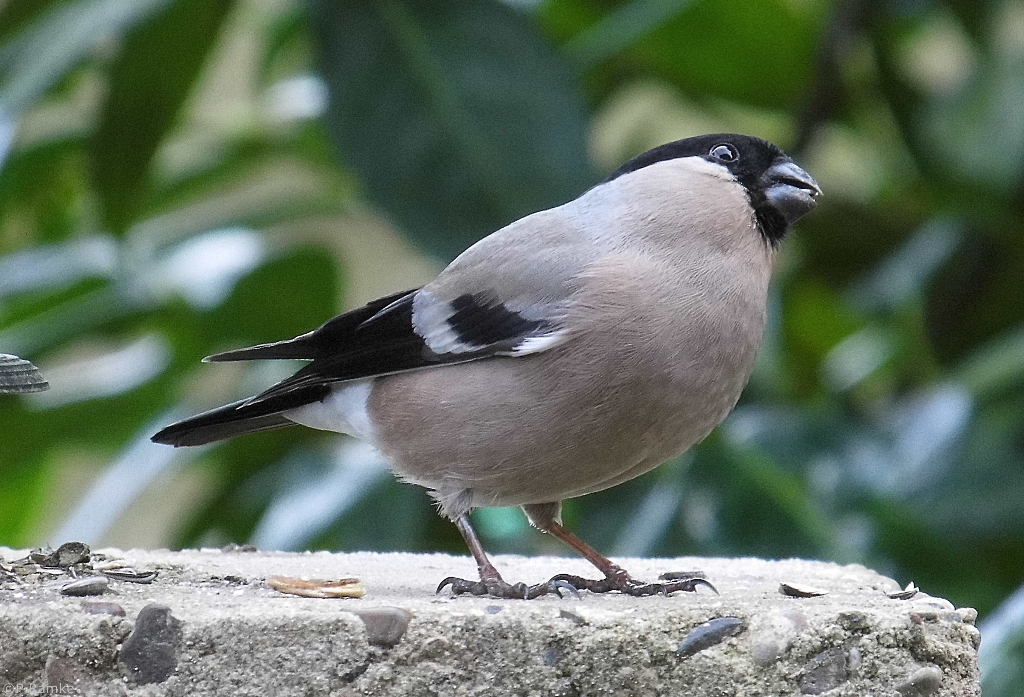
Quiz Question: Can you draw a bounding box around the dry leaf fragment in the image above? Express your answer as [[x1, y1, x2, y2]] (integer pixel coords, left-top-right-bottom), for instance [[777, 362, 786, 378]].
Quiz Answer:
[[101, 568, 158, 584], [887, 582, 919, 600], [268, 576, 366, 598], [780, 582, 828, 598]]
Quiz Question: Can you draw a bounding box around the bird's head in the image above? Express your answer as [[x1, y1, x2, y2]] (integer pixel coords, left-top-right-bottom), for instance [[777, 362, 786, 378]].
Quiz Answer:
[[605, 133, 821, 246]]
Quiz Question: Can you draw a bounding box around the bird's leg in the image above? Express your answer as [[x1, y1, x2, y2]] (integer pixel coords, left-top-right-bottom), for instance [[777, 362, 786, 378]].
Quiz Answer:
[[454, 512, 505, 584], [543, 519, 632, 590], [436, 513, 578, 599], [524, 505, 715, 596]]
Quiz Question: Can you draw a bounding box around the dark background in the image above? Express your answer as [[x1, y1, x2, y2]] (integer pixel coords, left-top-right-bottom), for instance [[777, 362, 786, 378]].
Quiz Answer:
[[2, 0, 1023, 689]]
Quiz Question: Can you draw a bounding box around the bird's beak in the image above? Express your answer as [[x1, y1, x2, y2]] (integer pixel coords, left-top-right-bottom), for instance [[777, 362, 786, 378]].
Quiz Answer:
[[763, 158, 821, 226]]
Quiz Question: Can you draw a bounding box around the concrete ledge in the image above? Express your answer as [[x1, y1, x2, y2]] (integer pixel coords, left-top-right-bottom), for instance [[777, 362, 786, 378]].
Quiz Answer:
[[0, 548, 980, 696]]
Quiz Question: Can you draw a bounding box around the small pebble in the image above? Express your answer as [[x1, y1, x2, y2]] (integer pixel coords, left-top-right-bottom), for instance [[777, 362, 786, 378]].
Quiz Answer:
[[799, 647, 848, 694], [677, 617, 745, 657], [485, 605, 502, 614], [750, 638, 781, 666], [897, 665, 943, 696], [61, 576, 108, 597], [42, 542, 91, 568], [119, 604, 182, 685], [349, 607, 413, 647]]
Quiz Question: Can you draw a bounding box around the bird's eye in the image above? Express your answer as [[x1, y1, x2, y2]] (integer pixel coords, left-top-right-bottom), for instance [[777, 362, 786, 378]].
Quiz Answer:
[[709, 144, 739, 162]]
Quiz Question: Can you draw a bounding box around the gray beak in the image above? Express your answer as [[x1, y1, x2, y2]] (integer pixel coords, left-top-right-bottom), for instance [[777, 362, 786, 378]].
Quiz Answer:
[[763, 158, 821, 226]]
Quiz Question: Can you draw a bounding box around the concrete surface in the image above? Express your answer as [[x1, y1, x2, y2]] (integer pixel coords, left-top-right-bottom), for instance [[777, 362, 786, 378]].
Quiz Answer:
[[0, 547, 980, 696]]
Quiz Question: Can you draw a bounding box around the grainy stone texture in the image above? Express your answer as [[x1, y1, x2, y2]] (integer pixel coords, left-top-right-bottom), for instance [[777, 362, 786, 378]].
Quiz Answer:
[[0, 548, 980, 696]]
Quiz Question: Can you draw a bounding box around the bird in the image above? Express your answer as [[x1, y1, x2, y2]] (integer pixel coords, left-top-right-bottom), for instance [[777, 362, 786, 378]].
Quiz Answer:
[[153, 133, 821, 599], [0, 354, 49, 394]]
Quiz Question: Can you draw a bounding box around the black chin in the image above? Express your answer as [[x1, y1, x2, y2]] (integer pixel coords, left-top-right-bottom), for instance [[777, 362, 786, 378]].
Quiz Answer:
[[754, 205, 789, 246]]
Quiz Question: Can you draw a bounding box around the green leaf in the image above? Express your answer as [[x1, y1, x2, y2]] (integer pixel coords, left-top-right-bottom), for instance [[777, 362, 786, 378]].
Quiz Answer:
[[955, 327, 1024, 398], [638, 0, 817, 108], [938, 0, 989, 44], [89, 0, 235, 234], [167, 245, 341, 545], [0, 0, 58, 43], [925, 233, 1024, 364], [544, 0, 818, 109], [143, 128, 348, 234], [0, 445, 49, 545], [176, 430, 319, 546], [920, 42, 1024, 194], [783, 280, 864, 390], [202, 245, 339, 350], [0, 282, 132, 357], [307, 0, 595, 260], [869, 496, 1023, 615], [0, 137, 90, 247], [562, 0, 697, 70], [313, 479, 449, 553], [982, 603, 1024, 697], [0, 0, 169, 121]]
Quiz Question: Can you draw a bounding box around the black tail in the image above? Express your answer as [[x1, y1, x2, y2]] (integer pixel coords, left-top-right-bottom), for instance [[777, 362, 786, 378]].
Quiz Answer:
[[0, 354, 49, 394], [153, 288, 418, 446], [151, 385, 328, 447], [203, 333, 316, 363]]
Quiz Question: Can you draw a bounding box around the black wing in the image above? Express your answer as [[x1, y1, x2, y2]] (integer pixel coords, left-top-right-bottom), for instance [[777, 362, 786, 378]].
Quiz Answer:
[[233, 290, 501, 407], [151, 287, 557, 447], [202, 288, 416, 362]]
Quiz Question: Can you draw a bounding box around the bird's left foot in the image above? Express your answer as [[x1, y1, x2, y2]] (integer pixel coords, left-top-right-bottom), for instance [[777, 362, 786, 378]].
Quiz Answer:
[[436, 576, 580, 600], [547, 570, 717, 597]]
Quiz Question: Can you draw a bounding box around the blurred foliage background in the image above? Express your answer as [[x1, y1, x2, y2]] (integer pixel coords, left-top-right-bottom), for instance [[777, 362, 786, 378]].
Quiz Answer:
[[1, 0, 1023, 689]]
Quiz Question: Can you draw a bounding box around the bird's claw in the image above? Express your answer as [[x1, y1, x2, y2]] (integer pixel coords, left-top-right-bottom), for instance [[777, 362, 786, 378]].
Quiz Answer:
[[548, 573, 617, 594], [658, 570, 719, 595], [436, 576, 581, 600], [435, 570, 714, 599], [549, 578, 582, 599], [546, 570, 717, 597]]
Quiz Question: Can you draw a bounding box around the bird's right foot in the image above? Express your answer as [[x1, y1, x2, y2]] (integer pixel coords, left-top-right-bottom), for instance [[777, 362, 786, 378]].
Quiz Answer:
[[547, 569, 717, 596], [436, 576, 580, 600]]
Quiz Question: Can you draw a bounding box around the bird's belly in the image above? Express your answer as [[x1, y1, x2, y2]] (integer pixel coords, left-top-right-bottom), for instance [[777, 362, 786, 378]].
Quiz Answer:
[[366, 337, 758, 507]]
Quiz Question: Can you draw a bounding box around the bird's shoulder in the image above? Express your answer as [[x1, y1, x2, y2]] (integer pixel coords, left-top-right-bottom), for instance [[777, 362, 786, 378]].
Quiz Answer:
[[403, 206, 605, 357]]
